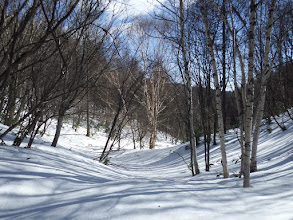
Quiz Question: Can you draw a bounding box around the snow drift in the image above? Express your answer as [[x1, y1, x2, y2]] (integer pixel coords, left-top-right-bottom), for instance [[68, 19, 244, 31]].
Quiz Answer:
[[0, 115, 292, 220]]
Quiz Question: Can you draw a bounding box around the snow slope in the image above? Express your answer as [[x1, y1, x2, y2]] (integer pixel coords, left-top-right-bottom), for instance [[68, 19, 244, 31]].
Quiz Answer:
[[0, 116, 293, 220]]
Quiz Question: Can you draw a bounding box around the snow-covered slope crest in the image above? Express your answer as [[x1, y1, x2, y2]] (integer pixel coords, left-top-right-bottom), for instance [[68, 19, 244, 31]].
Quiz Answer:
[[0, 114, 293, 220]]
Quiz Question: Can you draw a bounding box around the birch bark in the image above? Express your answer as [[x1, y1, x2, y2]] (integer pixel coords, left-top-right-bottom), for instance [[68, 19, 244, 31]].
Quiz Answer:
[[200, 0, 229, 178], [243, 0, 257, 187], [251, 0, 277, 172]]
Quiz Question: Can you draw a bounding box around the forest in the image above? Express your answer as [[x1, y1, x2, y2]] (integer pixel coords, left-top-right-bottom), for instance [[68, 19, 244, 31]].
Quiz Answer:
[[0, 0, 293, 190]]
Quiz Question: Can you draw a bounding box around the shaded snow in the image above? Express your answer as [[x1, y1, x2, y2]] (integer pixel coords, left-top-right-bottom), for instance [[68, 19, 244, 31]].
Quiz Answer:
[[0, 115, 293, 219]]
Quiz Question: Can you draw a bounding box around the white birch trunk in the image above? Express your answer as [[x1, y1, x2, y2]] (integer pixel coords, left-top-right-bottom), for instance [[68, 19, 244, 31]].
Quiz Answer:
[[243, 0, 257, 188], [251, 0, 277, 172], [200, 0, 229, 178], [232, 29, 245, 177], [208, 0, 248, 177]]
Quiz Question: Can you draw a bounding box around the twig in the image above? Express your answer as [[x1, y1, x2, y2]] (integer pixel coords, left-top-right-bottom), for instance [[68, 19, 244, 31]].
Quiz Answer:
[[170, 150, 191, 171]]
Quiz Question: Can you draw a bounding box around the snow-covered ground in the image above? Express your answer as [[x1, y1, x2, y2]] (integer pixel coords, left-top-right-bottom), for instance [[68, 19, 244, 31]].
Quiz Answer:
[[0, 115, 293, 220]]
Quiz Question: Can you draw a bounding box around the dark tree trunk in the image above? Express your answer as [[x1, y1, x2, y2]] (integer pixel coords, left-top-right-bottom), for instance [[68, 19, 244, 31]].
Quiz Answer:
[[86, 101, 90, 137], [13, 111, 41, 146], [213, 113, 217, 145], [149, 125, 157, 149], [4, 75, 17, 126], [222, 0, 227, 134], [99, 102, 122, 162], [51, 112, 65, 147]]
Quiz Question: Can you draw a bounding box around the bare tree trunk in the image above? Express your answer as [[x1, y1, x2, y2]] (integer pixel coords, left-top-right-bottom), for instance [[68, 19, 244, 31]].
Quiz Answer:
[[4, 74, 17, 126], [86, 91, 91, 137], [204, 133, 211, 171], [51, 112, 65, 147], [201, 0, 229, 178], [0, 101, 44, 140], [222, 0, 227, 134], [206, 74, 212, 171], [251, 0, 277, 172], [231, 22, 245, 177], [142, 72, 161, 150], [149, 127, 157, 149], [27, 115, 47, 148], [13, 111, 42, 146], [130, 122, 136, 149], [14, 89, 28, 123], [213, 114, 217, 145], [243, 0, 257, 188], [199, 84, 209, 171], [233, 74, 245, 178], [99, 103, 122, 162], [86, 71, 91, 137], [180, 0, 199, 175]]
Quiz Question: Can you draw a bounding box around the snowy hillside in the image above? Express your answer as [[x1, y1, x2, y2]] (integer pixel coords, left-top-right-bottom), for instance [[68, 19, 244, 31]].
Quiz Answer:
[[0, 116, 293, 220]]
